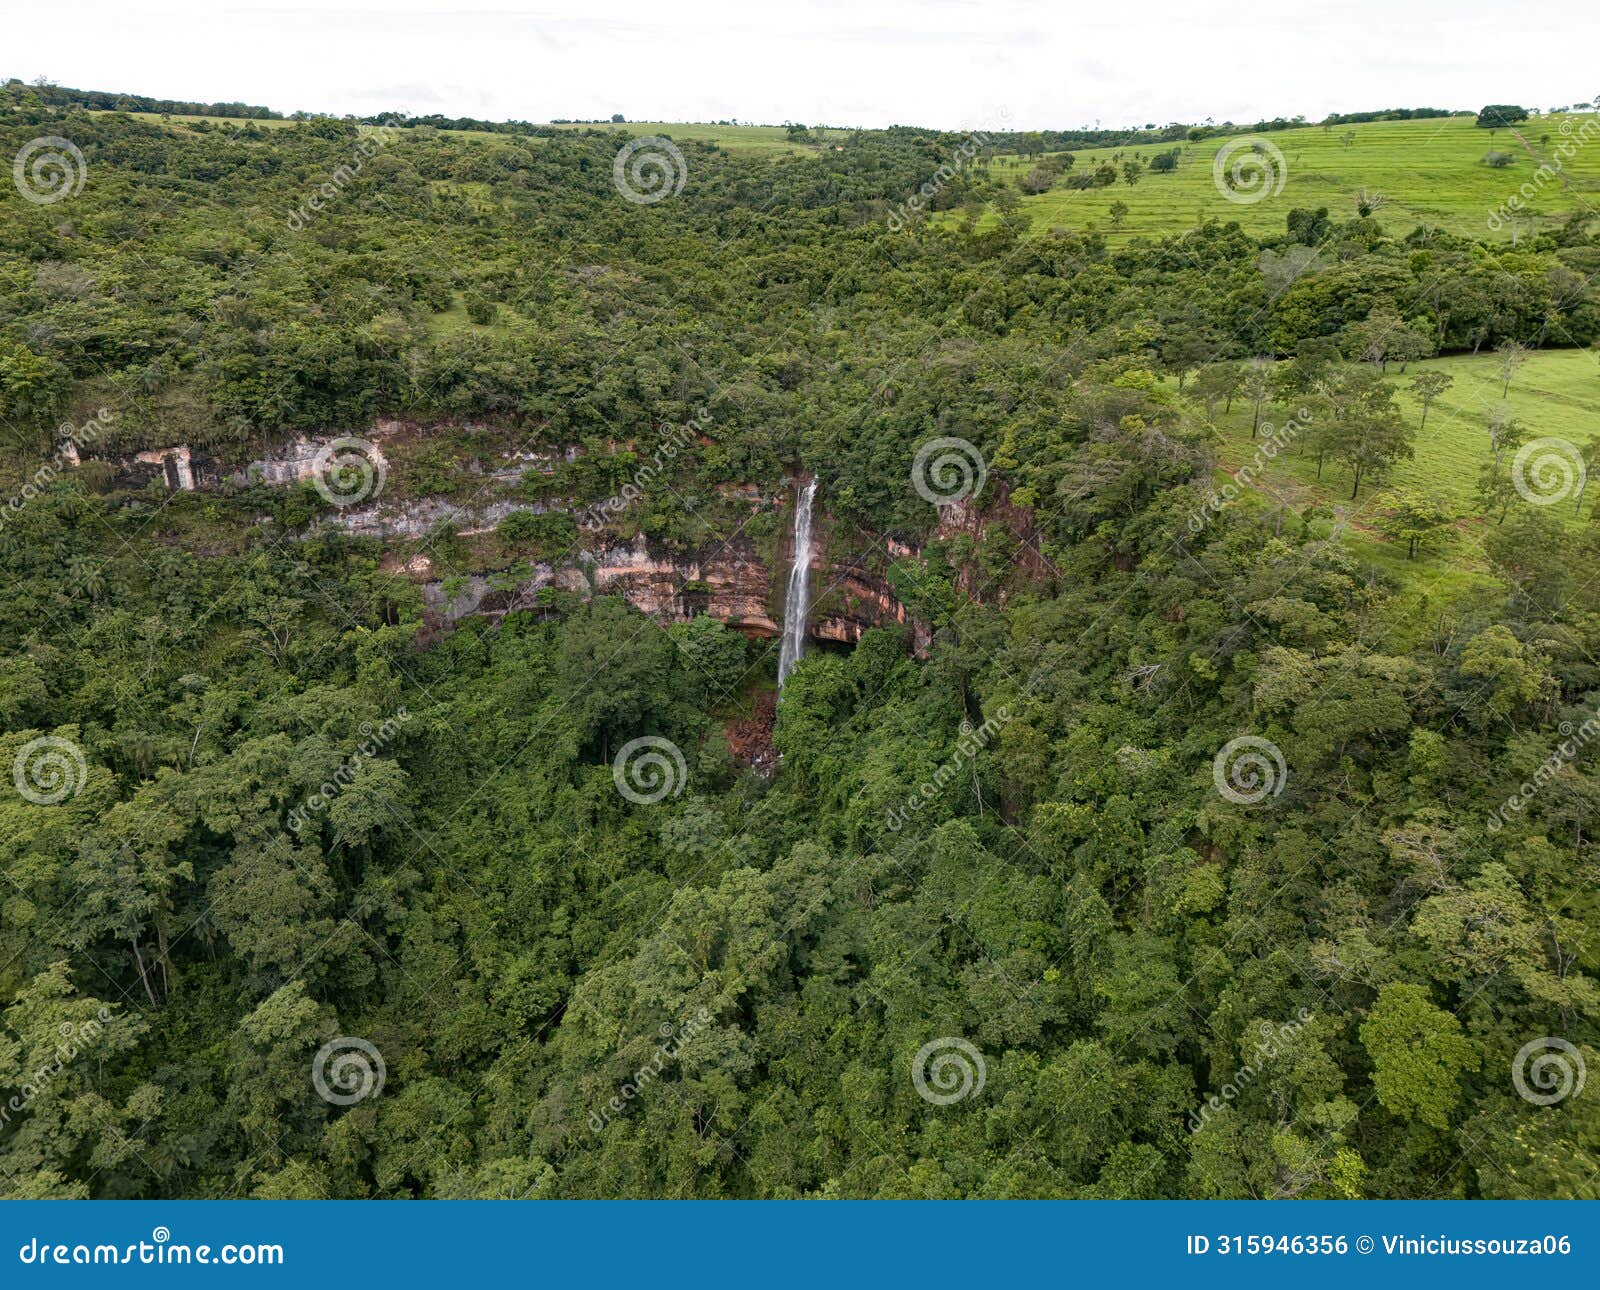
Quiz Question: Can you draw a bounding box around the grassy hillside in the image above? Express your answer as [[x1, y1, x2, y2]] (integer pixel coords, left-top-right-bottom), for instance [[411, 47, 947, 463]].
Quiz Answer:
[[546, 120, 851, 154], [1198, 348, 1598, 616], [99, 110, 848, 154], [978, 113, 1600, 241]]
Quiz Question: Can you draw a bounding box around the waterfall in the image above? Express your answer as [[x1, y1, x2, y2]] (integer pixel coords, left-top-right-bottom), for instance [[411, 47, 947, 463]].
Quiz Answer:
[[777, 478, 818, 688]]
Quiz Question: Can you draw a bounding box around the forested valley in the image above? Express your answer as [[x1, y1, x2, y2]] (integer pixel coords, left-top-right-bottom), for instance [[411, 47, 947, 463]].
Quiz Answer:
[[1, 84, 1598, 1199]]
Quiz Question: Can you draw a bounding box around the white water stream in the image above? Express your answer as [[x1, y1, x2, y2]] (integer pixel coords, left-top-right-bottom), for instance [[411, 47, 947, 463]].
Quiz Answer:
[[777, 478, 818, 688]]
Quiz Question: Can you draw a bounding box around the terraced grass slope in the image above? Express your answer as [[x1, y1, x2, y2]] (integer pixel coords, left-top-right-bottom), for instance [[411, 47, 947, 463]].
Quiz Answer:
[[981, 113, 1600, 241]]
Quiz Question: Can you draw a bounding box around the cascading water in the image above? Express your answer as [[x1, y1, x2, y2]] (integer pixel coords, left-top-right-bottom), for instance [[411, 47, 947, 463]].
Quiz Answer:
[[777, 478, 818, 688]]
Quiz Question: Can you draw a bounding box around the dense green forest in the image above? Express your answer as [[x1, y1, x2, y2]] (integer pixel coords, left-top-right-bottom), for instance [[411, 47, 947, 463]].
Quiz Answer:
[[0, 87, 1598, 1199]]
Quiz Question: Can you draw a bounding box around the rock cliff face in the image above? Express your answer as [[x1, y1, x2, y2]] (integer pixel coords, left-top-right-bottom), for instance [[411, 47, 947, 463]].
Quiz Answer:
[[420, 532, 783, 636], [77, 425, 1043, 654]]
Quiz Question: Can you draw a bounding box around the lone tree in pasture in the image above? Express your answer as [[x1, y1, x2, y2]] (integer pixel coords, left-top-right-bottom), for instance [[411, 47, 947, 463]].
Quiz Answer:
[[1379, 491, 1453, 559], [1242, 358, 1274, 436], [1485, 406, 1526, 472], [1496, 339, 1529, 396], [1335, 405, 1414, 499], [1191, 362, 1240, 423], [1109, 199, 1129, 228], [1410, 371, 1453, 430], [1475, 457, 1518, 523], [1313, 366, 1410, 497], [1475, 104, 1530, 128]]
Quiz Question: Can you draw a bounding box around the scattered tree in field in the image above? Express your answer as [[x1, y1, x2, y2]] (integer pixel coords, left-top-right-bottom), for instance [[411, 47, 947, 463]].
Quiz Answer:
[[1190, 362, 1240, 423], [1241, 358, 1274, 436], [1308, 366, 1410, 496], [1379, 490, 1452, 558], [1484, 150, 1515, 168], [1121, 159, 1142, 186], [1410, 371, 1453, 430], [1475, 104, 1529, 128], [1108, 199, 1129, 228], [1496, 339, 1528, 395]]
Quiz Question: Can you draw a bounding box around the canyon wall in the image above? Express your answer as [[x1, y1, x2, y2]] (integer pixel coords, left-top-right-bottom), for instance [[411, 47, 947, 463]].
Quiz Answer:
[[81, 425, 1037, 653]]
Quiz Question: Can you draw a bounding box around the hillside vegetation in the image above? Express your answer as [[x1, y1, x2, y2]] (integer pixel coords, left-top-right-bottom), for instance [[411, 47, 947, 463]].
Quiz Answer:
[[0, 88, 1599, 1201], [969, 114, 1600, 241]]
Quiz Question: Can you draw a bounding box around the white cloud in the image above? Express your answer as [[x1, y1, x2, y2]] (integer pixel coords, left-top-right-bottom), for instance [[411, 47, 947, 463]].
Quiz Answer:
[[8, 0, 1595, 130]]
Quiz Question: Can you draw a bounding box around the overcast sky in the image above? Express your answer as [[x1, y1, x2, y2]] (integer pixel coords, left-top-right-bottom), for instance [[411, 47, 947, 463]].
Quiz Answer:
[[9, 1, 1595, 131]]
